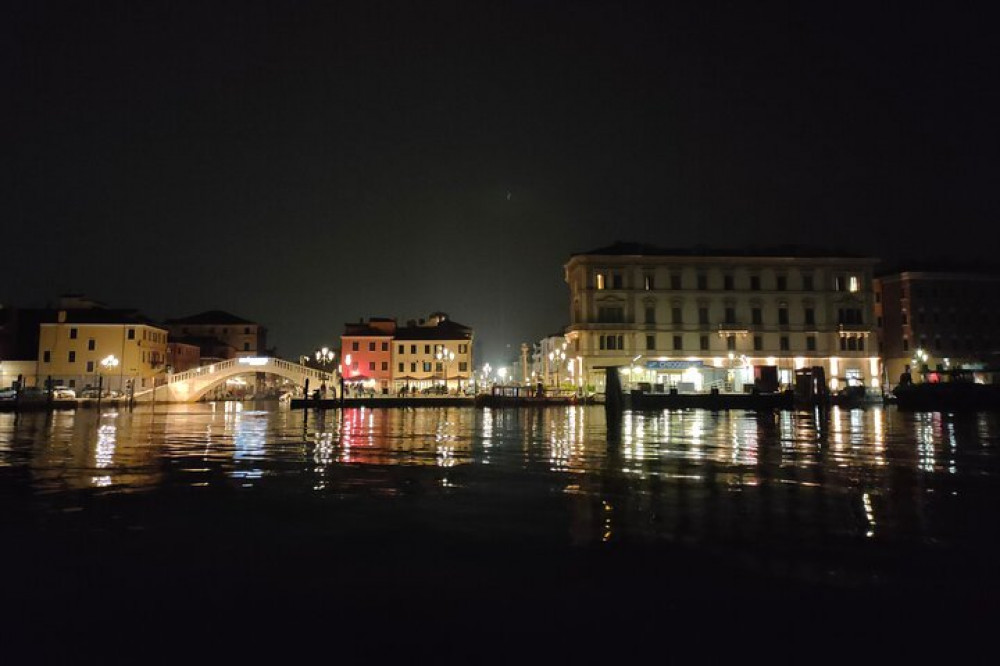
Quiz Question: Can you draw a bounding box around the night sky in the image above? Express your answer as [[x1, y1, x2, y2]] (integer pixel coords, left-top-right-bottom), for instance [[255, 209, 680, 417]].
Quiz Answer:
[[4, 1, 998, 364]]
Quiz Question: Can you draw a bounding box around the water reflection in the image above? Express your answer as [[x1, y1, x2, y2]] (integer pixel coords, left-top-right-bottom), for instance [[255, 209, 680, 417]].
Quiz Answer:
[[0, 404, 998, 558]]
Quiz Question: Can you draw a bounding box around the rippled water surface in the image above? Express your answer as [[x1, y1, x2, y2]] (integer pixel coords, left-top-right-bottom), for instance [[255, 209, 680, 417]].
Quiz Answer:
[[3, 403, 999, 657]]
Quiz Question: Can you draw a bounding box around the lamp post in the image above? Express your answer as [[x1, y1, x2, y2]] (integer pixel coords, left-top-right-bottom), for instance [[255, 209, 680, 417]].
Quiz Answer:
[[436, 347, 455, 393], [548, 349, 566, 388], [315, 346, 335, 370], [99, 354, 119, 402]]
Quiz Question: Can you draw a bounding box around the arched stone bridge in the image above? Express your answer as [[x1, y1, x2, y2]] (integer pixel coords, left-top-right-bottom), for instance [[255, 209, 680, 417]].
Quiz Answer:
[[133, 357, 336, 403]]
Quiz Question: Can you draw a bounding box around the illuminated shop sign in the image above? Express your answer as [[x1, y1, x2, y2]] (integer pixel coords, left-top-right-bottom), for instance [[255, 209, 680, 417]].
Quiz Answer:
[[645, 360, 704, 370]]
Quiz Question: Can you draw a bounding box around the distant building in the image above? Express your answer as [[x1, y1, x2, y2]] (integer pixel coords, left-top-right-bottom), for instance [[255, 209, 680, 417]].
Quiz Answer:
[[340, 318, 396, 394], [530, 333, 570, 386], [164, 310, 267, 361], [37, 308, 167, 393], [875, 272, 1000, 383], [564, 242, 880, 393], [393, 313, 473, 393], [0, 296, 167, 392], [340, 313, 474, 394], [166, 341, 202, 373]]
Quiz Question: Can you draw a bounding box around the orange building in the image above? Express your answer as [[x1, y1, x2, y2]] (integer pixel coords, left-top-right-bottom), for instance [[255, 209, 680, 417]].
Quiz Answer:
[[340, 318, 396, 394]]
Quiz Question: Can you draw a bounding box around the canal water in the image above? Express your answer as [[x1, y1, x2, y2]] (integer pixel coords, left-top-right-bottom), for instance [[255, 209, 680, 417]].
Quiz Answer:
[[2, 403, 998, 658]]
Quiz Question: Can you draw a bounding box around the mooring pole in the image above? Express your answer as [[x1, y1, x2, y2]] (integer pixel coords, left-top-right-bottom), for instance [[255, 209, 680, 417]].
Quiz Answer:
[[604, 366, 623, 429]]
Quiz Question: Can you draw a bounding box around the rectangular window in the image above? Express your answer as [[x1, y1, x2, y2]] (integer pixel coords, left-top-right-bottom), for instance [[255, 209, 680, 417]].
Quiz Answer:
[[780, 336, 790, 351], [673, 335, 683, 350], [398, 345, 404, 355], [245, 327, 251, 334], [411, 363, 417, 372], [423, 362, 432, 372], [459, 344, 468, 354], [596, 273, 606, 290], [750, 276, 761, 291], [848, 338, 858, 351], [848, 276, 860, 292], [699, 335, 709, 351], [840, 337, 847, 351], [753, 335, 762, 351], [617, 335, 624, 350], [778, 308, 788, 325], [672, 307, 682, 324], [597, 306, 625, 323], [600, 336, 605, 350], [381, 342, 388, 352], [398, 363, 404, 372], [724, 307, 735, 324], [644, 307, 655, 324], [243, 342, 249, 351], [835, 276, 845, 291], [127, 328, 135, 340], [88, 339, 95, 351], [697, 275, 707, 290], [612, 274, 623, 289], [86, 361, 94, 372], [352, 361, 359, 370], [69, 328, 78, 339], [435, 363, 443, 372], [698, 307, 709, 325], [776, 275, 787, 291], [806, 336, 816, 351], [352, 341, 359, 351], [368, 342, 375, 351], [381, 362, 388, 371], [802, 274, 814, 291], [726, 335, 736, 351], [459, 362, 468, 372], [670, 274, 681, 290], [724, 275, 734, 290], [858, 338, 865, 351], [424, 345, 431, 354], [804, 308, 815, 326], [644, 275, 654, 290], [646, 335, 655, 351], [411, 345, 417, 354], [43, 350, 51, 363], [752, 308, 762, 325], [68, 351, 76, 362]]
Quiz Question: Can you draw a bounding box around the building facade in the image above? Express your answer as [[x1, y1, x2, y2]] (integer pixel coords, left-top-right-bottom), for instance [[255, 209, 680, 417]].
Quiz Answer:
[[341, 318, 396, 394], [166, 341, 202, 373], [875, 272, 1000, 383], [393, 314, 474, 393], [164, 311, 267, 359], [339, 313, 475, 395], [564, 243, 880, 393], [37, 311, 168, 393]]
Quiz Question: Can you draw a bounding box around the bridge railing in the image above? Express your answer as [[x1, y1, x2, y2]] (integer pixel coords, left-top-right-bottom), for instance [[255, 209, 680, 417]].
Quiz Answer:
[[161, 357, 333, 385]]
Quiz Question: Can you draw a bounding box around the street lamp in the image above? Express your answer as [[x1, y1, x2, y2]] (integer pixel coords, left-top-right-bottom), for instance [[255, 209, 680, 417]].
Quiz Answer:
[[548, 348, 566, 388], [315, 346, 335, 369], [436, 347, 455, 392], [100, 354, 119, 398]]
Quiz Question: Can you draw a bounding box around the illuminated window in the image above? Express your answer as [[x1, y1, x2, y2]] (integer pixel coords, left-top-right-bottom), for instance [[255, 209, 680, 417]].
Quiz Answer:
[[644, 275, 654, 290], [849, 276, 860, 292], [596, 273, 606, 290]]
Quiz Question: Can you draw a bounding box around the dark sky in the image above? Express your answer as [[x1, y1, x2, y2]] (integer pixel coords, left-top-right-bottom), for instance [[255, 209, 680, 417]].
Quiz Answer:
[[4, 0, 998, 364]]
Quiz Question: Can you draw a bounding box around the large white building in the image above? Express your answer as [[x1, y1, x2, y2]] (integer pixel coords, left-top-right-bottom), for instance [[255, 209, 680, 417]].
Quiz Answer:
[[563, 243, 880, 393]]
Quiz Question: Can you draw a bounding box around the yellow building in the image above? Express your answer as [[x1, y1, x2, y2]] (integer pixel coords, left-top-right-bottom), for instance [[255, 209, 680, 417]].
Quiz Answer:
[[392, 313, 474, 393], [37, 310, 168, 393]]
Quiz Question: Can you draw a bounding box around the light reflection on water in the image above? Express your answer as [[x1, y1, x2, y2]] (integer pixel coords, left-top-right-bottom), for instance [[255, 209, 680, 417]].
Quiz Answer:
[[1, 403, 998, 551]]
